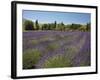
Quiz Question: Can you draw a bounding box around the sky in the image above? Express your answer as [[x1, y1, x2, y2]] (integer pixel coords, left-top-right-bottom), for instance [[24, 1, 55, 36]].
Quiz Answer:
[[23, 10, 91, 24]]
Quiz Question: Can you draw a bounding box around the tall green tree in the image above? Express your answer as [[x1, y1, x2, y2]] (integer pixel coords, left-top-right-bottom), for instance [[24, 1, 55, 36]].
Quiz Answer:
[[86, 23, 91, 31], [54, 21, 57, 30], [35, 20, 39, 30]]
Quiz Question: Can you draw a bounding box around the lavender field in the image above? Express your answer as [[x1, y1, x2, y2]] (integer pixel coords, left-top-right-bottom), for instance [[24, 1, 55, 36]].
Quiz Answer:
[[23, 31, 91, 69]]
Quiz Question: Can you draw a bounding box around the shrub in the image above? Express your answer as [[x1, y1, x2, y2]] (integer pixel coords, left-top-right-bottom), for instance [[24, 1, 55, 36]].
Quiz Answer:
[[23, 49, 42, 69], [24, 20, 34, 30], [43, 54, 72, 68]]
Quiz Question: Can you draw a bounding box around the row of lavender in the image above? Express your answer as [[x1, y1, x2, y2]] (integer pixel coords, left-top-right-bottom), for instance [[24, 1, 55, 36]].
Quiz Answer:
[[23, 31, 90, 69]]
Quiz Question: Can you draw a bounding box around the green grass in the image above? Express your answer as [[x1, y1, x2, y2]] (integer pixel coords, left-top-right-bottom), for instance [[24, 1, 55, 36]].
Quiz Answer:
[[23, 49, 42, 69], [43, 54, 72, 68], [46, 43, 60, 51], [31, 39, 39, 45]]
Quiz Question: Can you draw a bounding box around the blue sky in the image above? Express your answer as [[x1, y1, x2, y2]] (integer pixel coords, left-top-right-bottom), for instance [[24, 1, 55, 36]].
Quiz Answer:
[[23, 10, 90, 24]]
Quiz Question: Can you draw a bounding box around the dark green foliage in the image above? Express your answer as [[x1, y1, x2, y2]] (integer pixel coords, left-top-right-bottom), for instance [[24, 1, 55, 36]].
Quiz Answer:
[[48, 24, 51, 30], [60, 22, 65, 31], [78, 26, 86, 31], [35, 20, 40, 30], [23, 19, 90, 32], [42, 23, 56, 30], [50, 23, 55, 30], [86, 23, 91, 31], [24, 19, 34, 30], [42, 24, 49, 30], [54, 21, 57, 29], [56, 22, 65, 31], [70, 23, 82, 30]]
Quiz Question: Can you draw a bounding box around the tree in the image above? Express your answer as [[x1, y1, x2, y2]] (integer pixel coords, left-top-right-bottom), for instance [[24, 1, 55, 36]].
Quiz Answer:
[[35, 20, 40, 30], [42, 24, 48, 30], [86, 23, 91, 31], [56, 22, 65, 31], [48, 24, 51, 30], [54, 21, 57, 30], [70, 23, 81, 30], [24, 20, 34, 30], [61, 22, 65, 31], [79, 26, 86, 31]]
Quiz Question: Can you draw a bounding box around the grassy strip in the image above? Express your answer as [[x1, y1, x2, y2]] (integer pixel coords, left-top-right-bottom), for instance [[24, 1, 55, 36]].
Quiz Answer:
[[23, 49, 42, 69], [43, 54, 72, 68]]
